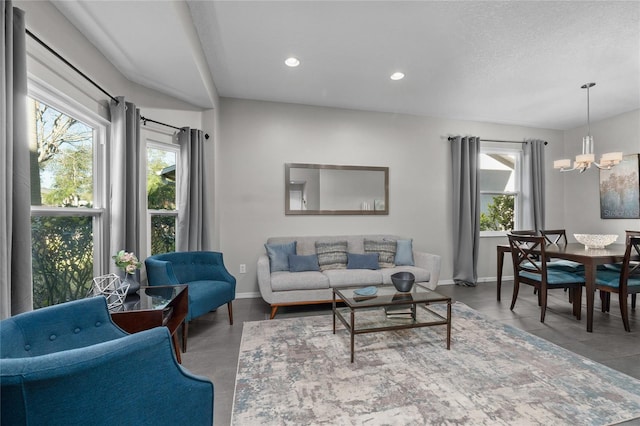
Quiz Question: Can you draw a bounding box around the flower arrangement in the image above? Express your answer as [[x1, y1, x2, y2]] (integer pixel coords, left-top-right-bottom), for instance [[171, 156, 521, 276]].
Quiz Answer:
[[112, 250, 142, 275]]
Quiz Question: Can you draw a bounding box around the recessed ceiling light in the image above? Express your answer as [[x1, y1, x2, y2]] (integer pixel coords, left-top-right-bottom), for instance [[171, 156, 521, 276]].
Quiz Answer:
[[390, 72, 405, 81], [285, 57, 300, 67]]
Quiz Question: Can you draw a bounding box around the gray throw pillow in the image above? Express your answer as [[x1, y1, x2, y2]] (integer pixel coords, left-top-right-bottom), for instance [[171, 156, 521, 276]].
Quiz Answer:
[[364, 239, 396, 268], [315, 241, 348, 271], [265, 241, 297, 272], [394, 239, 415, 266]]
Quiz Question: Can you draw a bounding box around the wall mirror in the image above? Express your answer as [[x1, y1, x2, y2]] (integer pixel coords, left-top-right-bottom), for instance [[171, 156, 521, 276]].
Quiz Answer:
[[285, 163, 389, 215]]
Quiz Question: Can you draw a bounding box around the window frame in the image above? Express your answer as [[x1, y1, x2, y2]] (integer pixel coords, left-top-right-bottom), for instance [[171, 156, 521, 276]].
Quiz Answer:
[[479, 143, 523, 237], [144, 136, 180, 258], [27, 79, 109, 276]]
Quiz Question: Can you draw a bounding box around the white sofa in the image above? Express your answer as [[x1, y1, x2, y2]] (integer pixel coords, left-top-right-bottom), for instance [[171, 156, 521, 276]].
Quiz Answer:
[[257, 235, 441, 318]]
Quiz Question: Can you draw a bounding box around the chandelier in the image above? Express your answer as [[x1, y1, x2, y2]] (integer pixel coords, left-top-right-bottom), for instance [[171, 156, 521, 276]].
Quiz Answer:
[[554, 82, 623, 173]]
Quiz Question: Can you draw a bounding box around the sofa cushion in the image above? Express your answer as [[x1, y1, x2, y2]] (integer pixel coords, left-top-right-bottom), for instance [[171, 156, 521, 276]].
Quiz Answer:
[[364, 239, 396, 268], [395, 239, 415, 266], [316, 241, 348, 271], [288, 254, 320, 272], [265, 241, 297, 272], [323, 269, 383, 287], [381, 266, 431, 285], [270, 271, 330, 291], [347, 253, 379, 270]]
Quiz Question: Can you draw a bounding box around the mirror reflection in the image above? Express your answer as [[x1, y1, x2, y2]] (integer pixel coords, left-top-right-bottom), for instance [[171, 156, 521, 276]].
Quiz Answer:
[[285, 163, 389, 215]]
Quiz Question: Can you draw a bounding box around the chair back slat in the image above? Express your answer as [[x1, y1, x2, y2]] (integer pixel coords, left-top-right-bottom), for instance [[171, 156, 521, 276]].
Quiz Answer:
[[540, 229, 568, 245], [508, 234, 545, 277], [510, 230, 537, 236]]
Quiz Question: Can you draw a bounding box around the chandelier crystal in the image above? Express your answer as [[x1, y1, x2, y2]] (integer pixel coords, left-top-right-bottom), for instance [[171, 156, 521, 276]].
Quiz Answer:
[[554, 82, 623, 173]]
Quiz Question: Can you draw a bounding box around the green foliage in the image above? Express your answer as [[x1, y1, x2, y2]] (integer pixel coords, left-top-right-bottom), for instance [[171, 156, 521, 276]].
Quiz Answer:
[[31, 216, 94, 308], [480, 195, 515, 231], [151, 215, 176, 255], [147, 149, 176, 210], [42, 143, 93, 207], [147, 148, 177, 255]]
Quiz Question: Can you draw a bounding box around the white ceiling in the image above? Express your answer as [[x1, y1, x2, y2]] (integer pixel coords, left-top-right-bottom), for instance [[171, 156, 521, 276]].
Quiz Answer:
[[52, 1, 640, 130]]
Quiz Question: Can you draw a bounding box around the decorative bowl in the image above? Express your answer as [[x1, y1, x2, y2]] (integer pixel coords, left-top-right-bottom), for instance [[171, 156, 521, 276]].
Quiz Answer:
[[391, 272, 415, 292], [574, 234, 618, 249]]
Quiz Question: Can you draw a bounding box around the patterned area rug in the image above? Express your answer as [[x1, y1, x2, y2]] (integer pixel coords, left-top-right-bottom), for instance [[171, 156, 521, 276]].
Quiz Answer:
[[232, 302, 640, 425]]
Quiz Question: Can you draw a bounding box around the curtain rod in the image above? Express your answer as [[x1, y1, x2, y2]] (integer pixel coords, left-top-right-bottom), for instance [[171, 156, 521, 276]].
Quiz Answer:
[[447, 137, 548, 145], [26, 29, 119, 105], [25, 29, 210, 140], [141, 116, 210, 140]]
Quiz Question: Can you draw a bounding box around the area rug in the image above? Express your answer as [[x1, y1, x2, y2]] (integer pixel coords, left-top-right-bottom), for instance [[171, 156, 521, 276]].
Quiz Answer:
[[232, 302, 640, 425]]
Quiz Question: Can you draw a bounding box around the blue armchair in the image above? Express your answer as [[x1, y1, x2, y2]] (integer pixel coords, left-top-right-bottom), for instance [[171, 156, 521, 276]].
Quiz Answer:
[[145, 251, 236, 349], [0, 297, 213, 426]]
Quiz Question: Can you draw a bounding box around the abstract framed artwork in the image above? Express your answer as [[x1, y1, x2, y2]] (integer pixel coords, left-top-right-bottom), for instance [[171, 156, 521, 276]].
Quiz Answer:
[[600, 153, 640, 219]]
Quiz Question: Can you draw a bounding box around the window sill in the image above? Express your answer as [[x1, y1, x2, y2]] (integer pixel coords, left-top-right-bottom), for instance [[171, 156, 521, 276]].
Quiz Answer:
[[480, 231, 509, 238]]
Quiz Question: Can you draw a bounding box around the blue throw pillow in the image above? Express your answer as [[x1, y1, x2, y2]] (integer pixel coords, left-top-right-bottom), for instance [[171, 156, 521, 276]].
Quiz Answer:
[[288, 254, 320, 272], [347, 253, 379, 270], [265, 241, 297, 272], [395, 239, 415, 266]]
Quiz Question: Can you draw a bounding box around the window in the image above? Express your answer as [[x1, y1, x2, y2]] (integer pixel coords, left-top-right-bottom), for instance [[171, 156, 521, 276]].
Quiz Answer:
[[28, 83, 106, 308], [146, 141, 179, 255], [479, 144, 522, 236]]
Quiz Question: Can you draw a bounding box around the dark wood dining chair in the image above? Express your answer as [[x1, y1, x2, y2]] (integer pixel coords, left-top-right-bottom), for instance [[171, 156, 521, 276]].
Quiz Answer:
[[539, 229, 585, 302], [595, 235, 640, 332], [508, 234, 585, 323], [598, 231, 640, 326], [540, 229, 569, 245]]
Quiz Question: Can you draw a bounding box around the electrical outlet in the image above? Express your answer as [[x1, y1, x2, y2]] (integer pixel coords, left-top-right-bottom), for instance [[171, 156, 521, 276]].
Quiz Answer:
[[239, 264, 246, 274]]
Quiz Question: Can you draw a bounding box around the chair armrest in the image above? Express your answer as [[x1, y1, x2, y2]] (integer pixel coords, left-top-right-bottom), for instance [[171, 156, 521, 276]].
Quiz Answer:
[[257, 254, 274, 304], [145, 258, 180, 286], [414, 251, 441, 289], [208, 252, 237, 286], [1, 327, 213, 425]]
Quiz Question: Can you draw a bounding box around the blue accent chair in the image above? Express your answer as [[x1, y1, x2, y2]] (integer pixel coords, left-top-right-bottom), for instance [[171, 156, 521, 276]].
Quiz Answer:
[[0, 297, 214, 426], [145, 251, 236, 350]]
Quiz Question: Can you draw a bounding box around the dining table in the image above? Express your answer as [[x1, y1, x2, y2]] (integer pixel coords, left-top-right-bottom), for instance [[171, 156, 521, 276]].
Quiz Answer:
[[496, 242, 634, 332]]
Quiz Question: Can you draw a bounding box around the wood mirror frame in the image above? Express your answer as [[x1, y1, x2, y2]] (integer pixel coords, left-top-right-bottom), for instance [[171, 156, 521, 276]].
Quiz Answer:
[[285, 163, 389, 215]]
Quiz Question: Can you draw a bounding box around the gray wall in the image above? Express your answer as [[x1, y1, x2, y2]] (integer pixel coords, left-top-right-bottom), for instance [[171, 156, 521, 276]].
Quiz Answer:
[[560, 109, 640, 236], [218, 98, 567, 296]]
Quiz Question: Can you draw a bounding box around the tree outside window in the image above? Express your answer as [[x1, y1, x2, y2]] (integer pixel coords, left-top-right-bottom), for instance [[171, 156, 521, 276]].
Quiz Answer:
[[147, 146, 177, 255], [479, 149, 520, 234]]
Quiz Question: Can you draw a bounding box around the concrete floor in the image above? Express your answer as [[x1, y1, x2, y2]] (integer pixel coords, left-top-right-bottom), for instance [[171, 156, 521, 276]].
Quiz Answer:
[[180, 280, 640, 426]]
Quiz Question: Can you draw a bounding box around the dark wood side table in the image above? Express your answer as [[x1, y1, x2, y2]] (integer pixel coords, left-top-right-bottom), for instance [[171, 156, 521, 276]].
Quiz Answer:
[[111, 285, 188, 363]]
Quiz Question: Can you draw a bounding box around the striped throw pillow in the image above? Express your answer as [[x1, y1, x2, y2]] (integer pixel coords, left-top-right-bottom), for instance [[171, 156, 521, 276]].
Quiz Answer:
[[315, 241, 348, 271], [364, 239, 396, 268]]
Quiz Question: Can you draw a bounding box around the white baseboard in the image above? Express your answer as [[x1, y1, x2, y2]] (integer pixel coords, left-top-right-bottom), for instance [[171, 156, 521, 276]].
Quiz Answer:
[[437, 276, 512, 286], [237, 291, 262, 299]]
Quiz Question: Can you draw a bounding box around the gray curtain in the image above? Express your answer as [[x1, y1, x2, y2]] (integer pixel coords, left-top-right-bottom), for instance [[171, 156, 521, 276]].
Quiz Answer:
[[108, 97, 141, 274], [177, 128, 210, 251], [1, 2, 32, 318], [522, 139, 546, 232], [450, 136, 480, 287]]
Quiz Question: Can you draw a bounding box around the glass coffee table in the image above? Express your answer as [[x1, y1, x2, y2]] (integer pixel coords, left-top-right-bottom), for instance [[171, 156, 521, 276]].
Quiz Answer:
[[333, 284, 451, 362]]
